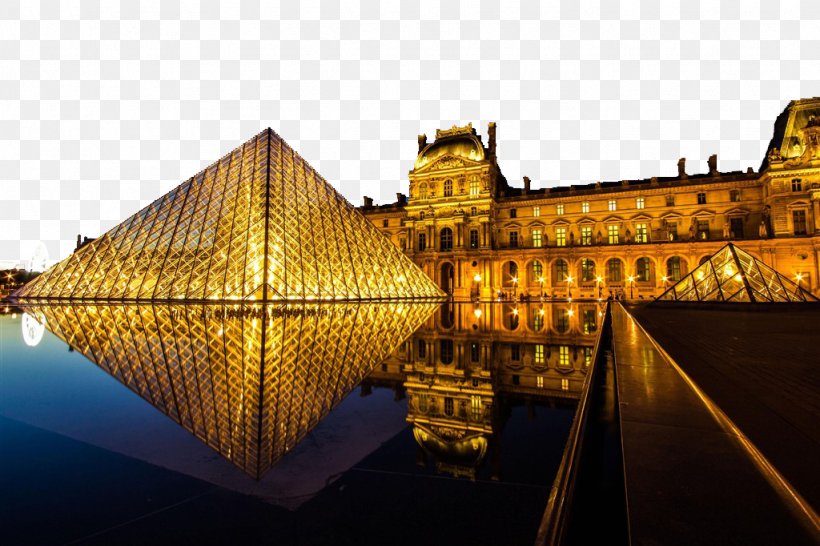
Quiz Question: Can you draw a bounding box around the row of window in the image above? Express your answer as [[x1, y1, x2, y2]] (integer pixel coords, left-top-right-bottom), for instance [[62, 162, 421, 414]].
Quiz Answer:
[[416, 178, 482, 200], [507, 191, 741, 219], [517, 256, 686, 284]]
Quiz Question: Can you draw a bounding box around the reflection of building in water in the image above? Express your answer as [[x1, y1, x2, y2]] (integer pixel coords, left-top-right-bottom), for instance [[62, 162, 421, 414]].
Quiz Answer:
[[20, 302, 436, 479], [362, 99, 820, 299], [365, 302, 601, 479]]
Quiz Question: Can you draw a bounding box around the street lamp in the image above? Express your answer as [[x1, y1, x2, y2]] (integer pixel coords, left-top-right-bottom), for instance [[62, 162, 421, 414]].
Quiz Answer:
[[473, 273, 482, 302], [596, 275, 603, 299], [512, 276, 518, 299], [566, 275, 573, 301], [662, 275, 668, 289], [795, 273, 804, 290], [627, 275, 635, 299]]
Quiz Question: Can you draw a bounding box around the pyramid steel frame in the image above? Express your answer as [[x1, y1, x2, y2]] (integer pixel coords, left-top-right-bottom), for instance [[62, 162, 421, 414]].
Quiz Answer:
[[14, 129, 444, 302], [657, 243, 817, 303]]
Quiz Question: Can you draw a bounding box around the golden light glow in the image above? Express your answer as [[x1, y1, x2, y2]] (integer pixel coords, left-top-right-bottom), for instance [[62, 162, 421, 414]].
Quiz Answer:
[[512, 307, 519, 316], [473, 274, 482, 282], [473, 307, 482, 319], [627, 275, 634, 283], [566, 275, 573, 284], [596, 276, 603, 283], [662, 276, 668, 282], [512, 277, 518, 284], [14, 130, 443, 302], [567, 308, 574, 317], [795, 273, 804, 282]]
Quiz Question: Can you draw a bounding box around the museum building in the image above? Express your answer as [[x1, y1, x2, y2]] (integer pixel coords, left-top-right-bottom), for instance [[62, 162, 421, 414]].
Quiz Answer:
[[361, 98, 820, 301]]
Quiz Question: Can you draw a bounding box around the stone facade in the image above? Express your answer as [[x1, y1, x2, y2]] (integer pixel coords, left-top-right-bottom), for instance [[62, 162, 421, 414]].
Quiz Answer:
[[361, 98, 820, 300]]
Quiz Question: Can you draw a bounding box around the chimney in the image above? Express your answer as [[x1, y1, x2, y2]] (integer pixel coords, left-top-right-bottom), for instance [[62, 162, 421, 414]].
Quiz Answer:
[[677, 158, 687, 179], [707, 154, 718, 176], [363, 196, 373, 208], [76, 234, 82, 250], [396, 192, 407, 206], [523, 176, 531, 194], [487, 122, 497, 159], [417, 134, 427, 153]]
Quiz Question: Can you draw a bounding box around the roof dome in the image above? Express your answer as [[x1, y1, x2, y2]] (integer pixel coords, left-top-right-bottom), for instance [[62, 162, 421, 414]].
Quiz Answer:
[[414, 127, 485, 169]]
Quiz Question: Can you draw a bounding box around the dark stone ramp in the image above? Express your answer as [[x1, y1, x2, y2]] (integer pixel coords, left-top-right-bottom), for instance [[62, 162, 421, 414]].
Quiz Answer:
[[611, 304, 817, 545]]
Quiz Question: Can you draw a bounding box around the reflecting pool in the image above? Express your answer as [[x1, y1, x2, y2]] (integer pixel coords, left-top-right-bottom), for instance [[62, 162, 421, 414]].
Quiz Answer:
[[0, 301, 603, 545]]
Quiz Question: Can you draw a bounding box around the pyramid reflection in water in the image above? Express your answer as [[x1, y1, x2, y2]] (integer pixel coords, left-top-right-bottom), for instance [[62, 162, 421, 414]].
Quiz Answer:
[[21, 302, 438, 478], [15, 129, 442, 301], [658, 243, 816, 303]]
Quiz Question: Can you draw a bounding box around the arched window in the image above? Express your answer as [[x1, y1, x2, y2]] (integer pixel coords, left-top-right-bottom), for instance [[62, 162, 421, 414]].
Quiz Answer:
[[469, 177, 480, 196], [440, 227, 453, 251], [439, 339, 454, 365], [532, 260, 543, 280], [699, 255, 710, 266], [443, 179, 453, 197], [580, 259, 595, 282], [607, 258, 623, 282], [666, 256, 683, 281], [418, 183, 428, 199], [418, 232, 426, 251], [553, 259, 568, 282], [555, 308, 570, 333], [636, 257, 652, 282]]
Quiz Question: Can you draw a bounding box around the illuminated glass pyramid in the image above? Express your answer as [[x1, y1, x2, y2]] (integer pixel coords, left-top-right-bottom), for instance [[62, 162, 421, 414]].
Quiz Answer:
[[20, 302, 438, 478], [658, 243, 816, 303], [14, 129, 443, 301]]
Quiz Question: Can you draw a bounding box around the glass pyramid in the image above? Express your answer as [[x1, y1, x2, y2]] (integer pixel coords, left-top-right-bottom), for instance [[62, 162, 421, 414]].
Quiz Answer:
[[14, 129, 443, 301], [19, 301, 438, 478], [658, 243, 816, 303]]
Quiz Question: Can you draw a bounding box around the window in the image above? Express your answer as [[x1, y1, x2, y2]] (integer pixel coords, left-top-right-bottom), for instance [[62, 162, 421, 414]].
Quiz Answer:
[[666, 221, 678, 241], [533, 206, 541, 217], [581, 226, 592, 246], [471, 395, 482, 419], [607, 258, 622, 282], [470, 342, 480, 362], [730, 218, 744, 239], [583, 309, 597, 334], [554, 259, 569, 282], [509, 231, 519, 247], [556, 204, 565, 215], [792, 178, 803, 192], [730, 189, 741, 202], [532, 229, 542, 248], [439, 339, 453, 364], [582, 201, 590, 213], [533, 311, 544, 331], [443, 179, 453, 197], [608, 199, 617, 211], [697, 220, 709, 239], [697, 192, 707, 205], [607, 225, 619, 244], [666, 257, 682, 281], [510, 208, 517, 219], [470, 177, 480, 196], [555, 227, 567, 247], [666, 195, 675, 207], [419, 212, 425, 220], [444, 397, 454, 416], [382, 219, 389, 228], [561, 378, 569, 391], [532, 260, 543, 279], [556, 310, 570, 333], [417, 232, 426, 251], [418, 393, 428, 413], [418, 183, 428, 199], [559, 345, 570, 368], [511, 344, 520, 361], [584, 347, 593, 368], [636, 197, 645, 209], [400, 238, 406, 250], [635, 223, 648, 243], [581, 258, 595, 282], [417, 339, 426, 359], [440, 227, 453, 251], [512, 375, 520, 386], [636, 257, 651, 282], [535, 345, 545, 365], [470, 206, 477, 216], [469, 229, 479, 249], [793, 210, 807, 235], [537, 376, 544, 388]]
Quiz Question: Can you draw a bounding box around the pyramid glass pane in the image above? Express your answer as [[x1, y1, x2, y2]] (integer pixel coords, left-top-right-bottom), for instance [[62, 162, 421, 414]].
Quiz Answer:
[[13, 129, 444, 302], [657, 243, 817, 303], [20, 302, 439, 478]]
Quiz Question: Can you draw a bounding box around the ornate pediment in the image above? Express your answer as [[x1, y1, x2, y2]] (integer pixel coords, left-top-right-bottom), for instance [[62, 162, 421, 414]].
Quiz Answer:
[[415, 154, 483, 173]]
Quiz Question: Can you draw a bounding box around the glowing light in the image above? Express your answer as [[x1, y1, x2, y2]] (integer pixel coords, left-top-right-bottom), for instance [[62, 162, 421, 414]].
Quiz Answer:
[[539, 308, 545, 316], [566, 275, 573, 283], [473, 274, 482, 282], [596, 276, 603, 283], [724, 264, 735, 277], [662, 276, 668, 282], [627, 275, 634, 283], [512, 307, 519, 316], [567, 308, 574, 317], [512, 277, 518, 284], [697, 270, 705, 280], [538, 277, 544, 284], [734, 274, 742, 282], [795, 273, 804, 282], [473, 308, 482, 319]]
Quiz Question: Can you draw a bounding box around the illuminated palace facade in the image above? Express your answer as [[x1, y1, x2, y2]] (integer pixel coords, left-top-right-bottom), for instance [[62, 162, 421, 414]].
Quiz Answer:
[[361, 98, 820, 300]]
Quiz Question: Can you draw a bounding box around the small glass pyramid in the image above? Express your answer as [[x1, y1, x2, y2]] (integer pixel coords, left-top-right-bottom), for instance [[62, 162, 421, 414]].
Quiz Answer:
[[658, 243, 816, 303], [14, 129, 443, 301]]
